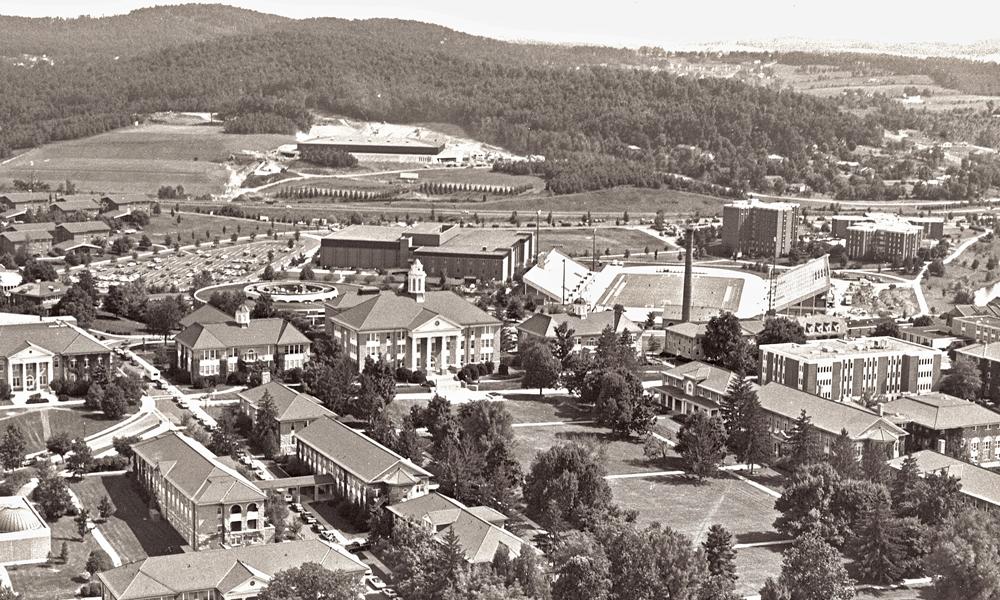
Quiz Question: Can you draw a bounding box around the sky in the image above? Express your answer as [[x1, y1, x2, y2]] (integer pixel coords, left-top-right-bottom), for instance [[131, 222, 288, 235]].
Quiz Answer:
[[4, 0, 1000, 48]]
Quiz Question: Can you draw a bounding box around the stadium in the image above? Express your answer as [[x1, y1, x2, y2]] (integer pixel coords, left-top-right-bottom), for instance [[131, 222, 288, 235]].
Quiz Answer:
[[525, 250, 831, 324]]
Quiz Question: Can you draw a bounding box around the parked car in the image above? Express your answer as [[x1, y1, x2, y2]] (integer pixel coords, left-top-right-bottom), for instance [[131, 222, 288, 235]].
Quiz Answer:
[[283, 493, 293, 503], [320, 531, 338, 543], [346, 540, 371, 553], [311, 522, 325, 533], [365, 575, 387, 591], [291, 503, 303, 513], [383, 588, 398, 598]]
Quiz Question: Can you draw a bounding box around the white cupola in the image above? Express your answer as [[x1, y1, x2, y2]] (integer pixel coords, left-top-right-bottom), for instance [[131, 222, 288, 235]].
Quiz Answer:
[[408, 260, 426, 303], [235, 303, 251, 328]]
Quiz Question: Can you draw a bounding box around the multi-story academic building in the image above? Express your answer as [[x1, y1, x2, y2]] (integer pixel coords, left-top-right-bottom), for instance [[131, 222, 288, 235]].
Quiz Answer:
[[759, 336, 942, 401]]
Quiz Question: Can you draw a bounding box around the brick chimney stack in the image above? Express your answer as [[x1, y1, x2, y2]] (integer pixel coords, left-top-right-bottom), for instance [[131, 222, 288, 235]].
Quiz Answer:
[[681, 226, 694, 323]]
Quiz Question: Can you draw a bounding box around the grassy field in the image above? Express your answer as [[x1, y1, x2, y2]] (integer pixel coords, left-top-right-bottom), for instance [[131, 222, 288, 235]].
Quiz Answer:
[[0, 123, 292, 196], [534, 227, 667, 257], [143, 212, 292, 246], [0, 407, 128, 453], [72, 473, 187, 563], [7, 513, 102, 600]]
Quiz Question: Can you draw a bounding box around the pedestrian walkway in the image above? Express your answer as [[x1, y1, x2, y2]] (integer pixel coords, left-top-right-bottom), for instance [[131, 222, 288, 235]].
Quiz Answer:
[[512, 419, 595, 428], [605, 470, 685, 480]]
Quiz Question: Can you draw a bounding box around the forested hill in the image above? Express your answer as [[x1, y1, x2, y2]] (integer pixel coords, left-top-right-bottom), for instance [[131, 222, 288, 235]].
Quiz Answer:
[[0, 4, 288, 58], [0, 7, 880, 194]]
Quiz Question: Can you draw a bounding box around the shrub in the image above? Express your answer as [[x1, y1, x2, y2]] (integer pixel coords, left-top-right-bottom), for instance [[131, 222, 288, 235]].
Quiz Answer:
[[485, 360, 496, 374], [395, 366, 413, 382], [477, 363, 490, 377], [91, 456, 129, 472], [0, 383, 10, 401], [498, 362, 510, 376], [409, 370, 427, 385], [26, 394, 46, 404], [80, 581, 103, 597]]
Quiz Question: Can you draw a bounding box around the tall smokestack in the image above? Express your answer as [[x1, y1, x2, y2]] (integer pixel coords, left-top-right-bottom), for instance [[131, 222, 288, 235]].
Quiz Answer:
[[682, 226, 694, 323]]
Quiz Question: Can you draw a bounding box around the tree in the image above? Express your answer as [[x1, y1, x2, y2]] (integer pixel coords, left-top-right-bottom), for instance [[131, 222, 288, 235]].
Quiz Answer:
[[112, 435, 140, 459], [828, 429, 860, 479], [85, 549, 113, 575], [551, 531, 611, 600], [299, 264, 315, 281], [523, 443, 612, 532], [0, 425, 26, 471], [103, 279, 148, 321], [520, 340, 561, 396], [860, 443, 891, 484], [702, 312, 754, 374], [918, 469, 963, 527], [703, 524, 738, 587], [778, 531, 855, 600], [591, 368, 655, 437], [600, 521, 707, 600], [774, 462, 841, 541], [891, 454, 924, 519], [33, 473, 73, 520], [941, 356, 983, 401], [54, 283, 96, 327], [265, 491, 289, 541], [676, 412, 728, 480], [853, 502, 904, 584], [98, 496, 115, 521], [757, 317, 807, 346], [67, 439, 95, 477], [926, 510, 1000, 600], [358, 356, 396, 424], [100, 383, 129, 420], [257, 562, 363, 600], [75, 508, 90, 540], [46, 431, 73, 460], [552, 321, 576, 364], [719, 377, 770, 472], [144, 297, 183, 342], [785, 410, 822, 471], [873, 320, 901, 338], [251, 293, 276, 319], [262, 264, 277, 280], [252, 392, 280, 459]]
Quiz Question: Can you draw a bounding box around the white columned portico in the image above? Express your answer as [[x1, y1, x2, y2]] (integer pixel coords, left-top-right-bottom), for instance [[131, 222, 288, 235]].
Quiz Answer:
[[424, 337, 432, 371], [438, 335, 446, 373], [410, 336, 419, 370]]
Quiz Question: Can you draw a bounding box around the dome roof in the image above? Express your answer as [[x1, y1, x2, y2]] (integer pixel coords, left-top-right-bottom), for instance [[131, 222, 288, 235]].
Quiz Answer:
[[0, 271, 22, 287], [0, 504, 42, 533]]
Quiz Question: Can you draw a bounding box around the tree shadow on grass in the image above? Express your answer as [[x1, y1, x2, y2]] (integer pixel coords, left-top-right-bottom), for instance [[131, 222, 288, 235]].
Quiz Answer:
[[99, 474, 187, 557], [734, 530, 786, 545]]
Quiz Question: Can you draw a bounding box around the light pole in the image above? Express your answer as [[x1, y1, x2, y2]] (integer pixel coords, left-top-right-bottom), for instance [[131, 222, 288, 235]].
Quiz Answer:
[[535, 210, 541, 265]]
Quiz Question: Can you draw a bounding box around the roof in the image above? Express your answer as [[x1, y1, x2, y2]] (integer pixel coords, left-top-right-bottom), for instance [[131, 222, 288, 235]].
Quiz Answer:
[[179, 304, 233, 328], [295, 416, 431, 484], [7, 222, 57, 232], [98, 539, 367, 600], [53, 240, 101, 253], [759, 336, 937, 361], [56, 221, 110, 234], [50, 198, 99, 213], [131, 432, 265, 505], [757, 382, 908, 441], [665, 320, 760, 339], [0, 193, 50, 205], [956, 342, 1000, 362], [324, 225, 407, 243], [0, 271, 22, 287], [888, 451, 1000, 507], [388, 493, 525, 563], [101, 194, 154, 207], [238, 381, 335, 423], [725, 198, 799, 211], [0, 230, 52, 243], [522, 249, 594, 304], [175, 316, 310, 351], [11, 281, 69, 299], [516, 310, 638, 339], [883, 392, 1000, 431], [662, 361, 739, 396], [327, 289, 498, 332], [0, 497, 45, 533], [0, 320, 109, 357]]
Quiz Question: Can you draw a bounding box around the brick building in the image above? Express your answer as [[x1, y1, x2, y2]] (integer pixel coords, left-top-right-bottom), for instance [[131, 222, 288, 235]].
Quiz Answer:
[[722, 198, 799, 258], [845, 220, 923, 261], [759, 337, 942, 402], [238, 381, 335, 455], [954, 343, 1000, 402], [883, 392, 1000, 461], [131, 432, 272, 550], [654, 361, 741, 416], [951, 315, 1000, 345], [0, 230, 52, 256]]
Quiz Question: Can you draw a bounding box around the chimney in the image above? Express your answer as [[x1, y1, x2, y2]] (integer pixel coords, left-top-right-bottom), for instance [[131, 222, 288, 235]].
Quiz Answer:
[[261, 370, 271, 385], [937, 438, 946, 454], [681, 226, 694, 323], [877, 403, 884, 417]]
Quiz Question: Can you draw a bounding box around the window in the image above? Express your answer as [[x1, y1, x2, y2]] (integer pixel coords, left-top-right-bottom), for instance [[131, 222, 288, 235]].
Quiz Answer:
[[244, 349, 257, 362]]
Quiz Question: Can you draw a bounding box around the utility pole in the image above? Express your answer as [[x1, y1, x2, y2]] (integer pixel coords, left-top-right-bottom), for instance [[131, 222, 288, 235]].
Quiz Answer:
[[768, 235, 778, 315], [592, 228, 597, 271], [535, 210, 541, 265], [561, 259, 566, 305]]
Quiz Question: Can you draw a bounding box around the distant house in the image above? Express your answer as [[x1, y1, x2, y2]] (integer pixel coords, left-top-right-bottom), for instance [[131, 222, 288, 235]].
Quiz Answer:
[[888, 450, 1000, 512], [238, 381, 335, 454], [99, 194, 156, 219], [131, 431, 271, 550], [516, 309, 640, 352], [654, 361, 741, 416], [663, 320, 762, 361], [174, 304, 312, 386], [0, 193, 50, 213], [757, 382, 907, 459], [48, 198, 100, 220], [295, 416, 432, 510], [9, 281, 68, 311], [0, 230, 52, 256], [53, 221, 110, 244], [98, 540, 368, 600], [883, 392, 1000, 461], [899, 325, 970, 351], [388, 492, 526, 563]]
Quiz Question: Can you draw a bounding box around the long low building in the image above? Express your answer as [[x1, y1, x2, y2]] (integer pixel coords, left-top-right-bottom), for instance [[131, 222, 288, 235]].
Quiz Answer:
[[319, 223, 534, 282], [888, 450, 1000, 511], [757, 382, 907, 459], [654, 361, 740, 416], [883, 392, 1000, 461], [97, 539, 368, 600]]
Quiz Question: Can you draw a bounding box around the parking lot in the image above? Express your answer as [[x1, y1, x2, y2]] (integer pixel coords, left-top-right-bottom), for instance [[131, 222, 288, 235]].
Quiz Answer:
[[80, 237, 315, 292]]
